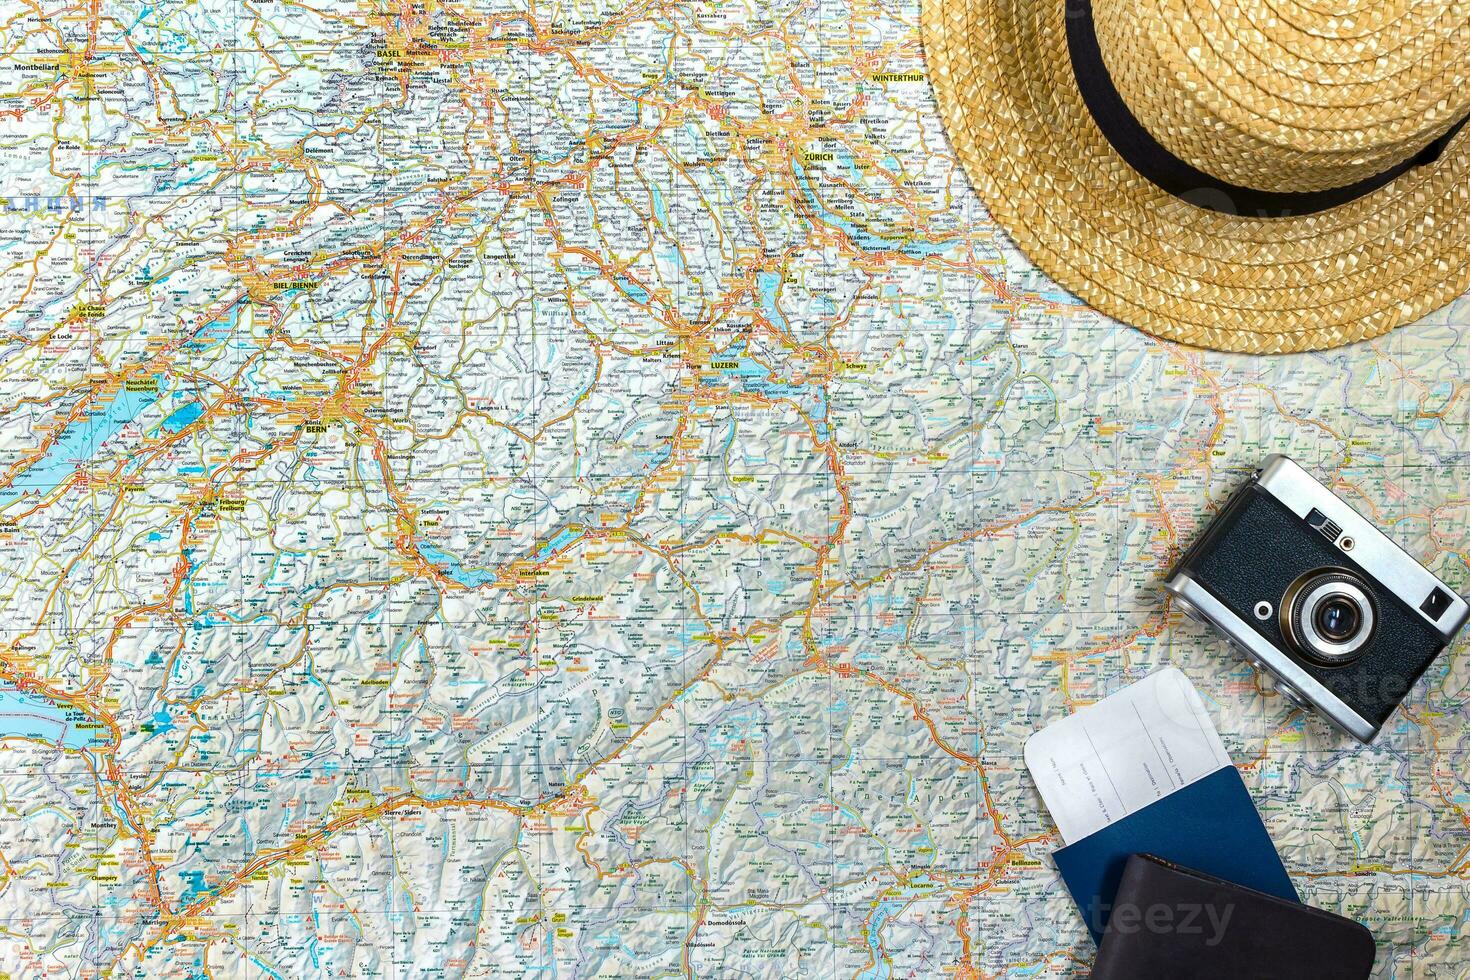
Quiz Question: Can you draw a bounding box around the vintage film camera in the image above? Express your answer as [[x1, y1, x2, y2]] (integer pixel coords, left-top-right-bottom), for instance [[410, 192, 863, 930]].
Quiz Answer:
[[1164, 456, 1468, 743]]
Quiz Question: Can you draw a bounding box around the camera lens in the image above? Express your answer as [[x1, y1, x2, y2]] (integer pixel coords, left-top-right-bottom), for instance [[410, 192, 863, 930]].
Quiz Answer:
[[1313, 595, 1361, 642], [1280, 570, 1375, 666]]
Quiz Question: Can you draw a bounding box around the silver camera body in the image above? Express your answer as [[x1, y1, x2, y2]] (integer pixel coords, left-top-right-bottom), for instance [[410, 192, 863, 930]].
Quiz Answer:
[[1163, 455, 1469, 743]]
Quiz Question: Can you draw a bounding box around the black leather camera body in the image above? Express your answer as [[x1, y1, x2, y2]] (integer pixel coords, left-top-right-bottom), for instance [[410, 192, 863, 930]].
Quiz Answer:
[[1164, 455, 1469, 743]]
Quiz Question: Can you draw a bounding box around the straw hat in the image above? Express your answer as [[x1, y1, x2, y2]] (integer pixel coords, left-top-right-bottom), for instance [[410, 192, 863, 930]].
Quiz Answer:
[[922, 0, 1470, 353]]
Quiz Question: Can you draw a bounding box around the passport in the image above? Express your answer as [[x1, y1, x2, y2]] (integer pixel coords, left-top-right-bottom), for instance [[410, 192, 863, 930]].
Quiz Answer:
[[1023, 669, 1297, 945], [1052, 765, 1299, 944]]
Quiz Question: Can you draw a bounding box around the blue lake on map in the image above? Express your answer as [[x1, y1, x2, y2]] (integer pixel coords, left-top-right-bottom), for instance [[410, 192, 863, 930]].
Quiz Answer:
[[185, 301, 246, 352], [755, 271, 789, 330], [418, 525, 585, 587], [162, 401, 205, 433], [531, 526, 582, 561], [0, 379, 169, 503], [0, 688, 104, 749], [856, 899, 902, 980], [417, 542, 499, 587], [792, 160, 953, 259], [0, 305, 238, 506], [615, 276, 650, 304], [712, 342, 832, 442], [650, 184, 668, 226]]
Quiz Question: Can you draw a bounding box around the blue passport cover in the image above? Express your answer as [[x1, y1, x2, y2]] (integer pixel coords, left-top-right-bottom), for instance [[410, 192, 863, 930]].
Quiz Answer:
[[1052, 765, 1298, 944]]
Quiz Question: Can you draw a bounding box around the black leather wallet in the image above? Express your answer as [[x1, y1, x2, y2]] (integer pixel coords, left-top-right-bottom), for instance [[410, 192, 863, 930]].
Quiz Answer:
[[1091, 854, 1376, 980]]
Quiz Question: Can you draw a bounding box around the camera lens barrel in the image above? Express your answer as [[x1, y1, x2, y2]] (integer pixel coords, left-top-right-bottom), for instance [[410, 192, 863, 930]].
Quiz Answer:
[[1280, 570, 1376, 666]]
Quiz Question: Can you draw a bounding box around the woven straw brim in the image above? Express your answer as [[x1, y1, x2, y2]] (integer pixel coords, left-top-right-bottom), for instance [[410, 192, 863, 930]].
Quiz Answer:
[[921, 0, 1470, 353]]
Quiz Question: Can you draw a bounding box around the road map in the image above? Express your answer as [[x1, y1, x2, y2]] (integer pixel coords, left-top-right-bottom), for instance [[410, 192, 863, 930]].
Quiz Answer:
[[0, 1, 1467, 977]]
